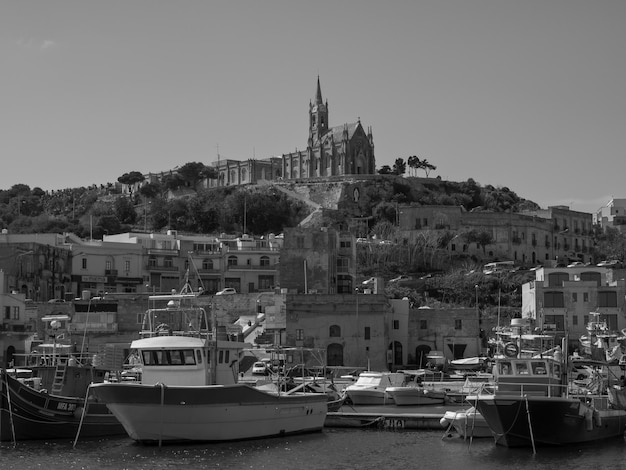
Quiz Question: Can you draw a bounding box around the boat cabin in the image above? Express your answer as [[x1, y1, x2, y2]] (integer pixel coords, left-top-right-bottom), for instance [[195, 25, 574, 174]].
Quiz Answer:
[[495, 357, 563, 397]]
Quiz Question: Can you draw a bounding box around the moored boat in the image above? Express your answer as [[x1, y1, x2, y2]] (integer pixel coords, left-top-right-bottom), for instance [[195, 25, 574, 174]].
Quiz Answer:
[[385, 370, 446, 405], [89, 282, 328, 444], [344, 371, 407, 405], [0, 368, 124, 442], [470, 318, 626, 447]]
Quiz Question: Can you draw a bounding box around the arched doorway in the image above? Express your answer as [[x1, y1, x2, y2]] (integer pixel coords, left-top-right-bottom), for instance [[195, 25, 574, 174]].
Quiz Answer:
[[327, 343, 344, 367]]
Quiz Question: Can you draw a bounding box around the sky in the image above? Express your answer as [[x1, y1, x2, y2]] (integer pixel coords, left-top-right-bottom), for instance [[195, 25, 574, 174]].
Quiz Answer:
[[3, 0, 625, 215]]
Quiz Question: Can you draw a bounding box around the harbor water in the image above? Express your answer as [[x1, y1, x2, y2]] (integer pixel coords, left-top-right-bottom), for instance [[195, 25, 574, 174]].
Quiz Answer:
[[2, 428, 626, 470]]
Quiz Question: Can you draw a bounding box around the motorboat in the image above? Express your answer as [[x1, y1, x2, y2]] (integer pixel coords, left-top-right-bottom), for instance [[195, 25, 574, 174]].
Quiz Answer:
[[440, 406, 492, 438], [385, 370, 446, 405], [89, 282, 328, 444], [344, 371, 407, 405]]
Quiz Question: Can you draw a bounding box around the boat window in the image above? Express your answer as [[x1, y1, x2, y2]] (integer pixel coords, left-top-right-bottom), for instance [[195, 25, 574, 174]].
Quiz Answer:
[[553, 363, 561, 377], [184, 350, 197, 365], [499, 361, 512, 375], [224, 350, 230, 364], [140, 349, 198, 366], [219, 350, 224, 364], [531, 361, 546, 375], [170, 350, 184, 365], [515, 362, 529, 374]]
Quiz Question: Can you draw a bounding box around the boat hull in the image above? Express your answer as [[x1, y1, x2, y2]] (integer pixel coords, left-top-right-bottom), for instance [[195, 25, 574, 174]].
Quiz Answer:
[[474, 395, 626, 447], [90, 382, 328, 443], [0, 371, 124, 441], [345, 389, 394, 405], [385, 387, 445, 406]]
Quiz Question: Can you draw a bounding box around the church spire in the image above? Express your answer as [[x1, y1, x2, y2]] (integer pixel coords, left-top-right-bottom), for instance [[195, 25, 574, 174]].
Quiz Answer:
[[309, 76, 328, 143], [315, 75, 323, 106]]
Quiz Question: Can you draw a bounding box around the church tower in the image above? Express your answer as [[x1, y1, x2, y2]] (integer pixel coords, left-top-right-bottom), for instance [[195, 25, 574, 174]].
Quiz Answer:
[[309, 76, 328, 143]]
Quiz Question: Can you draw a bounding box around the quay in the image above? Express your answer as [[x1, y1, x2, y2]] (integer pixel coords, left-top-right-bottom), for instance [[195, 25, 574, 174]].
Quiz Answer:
[[325, 403, 467, 430]]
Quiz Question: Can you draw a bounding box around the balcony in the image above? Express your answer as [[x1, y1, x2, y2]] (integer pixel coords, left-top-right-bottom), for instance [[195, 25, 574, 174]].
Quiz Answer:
[[226, 263, 278, 271], [145, 264, 179, 272]]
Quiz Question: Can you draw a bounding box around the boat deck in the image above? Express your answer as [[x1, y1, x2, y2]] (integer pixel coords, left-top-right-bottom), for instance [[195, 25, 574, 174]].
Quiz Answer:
[[326, 403, 467, 430]]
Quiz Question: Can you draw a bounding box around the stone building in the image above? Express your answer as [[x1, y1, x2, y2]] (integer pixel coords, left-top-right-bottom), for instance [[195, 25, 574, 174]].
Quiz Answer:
[[279, 226, 356, 294], [398, 204, 593, 266]]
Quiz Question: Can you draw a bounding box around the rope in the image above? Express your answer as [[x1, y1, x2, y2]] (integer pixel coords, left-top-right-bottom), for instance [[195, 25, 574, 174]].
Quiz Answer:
[[72, 384, 91, 448], [3, 371, 17, 447], [524, 396, 537, 454]]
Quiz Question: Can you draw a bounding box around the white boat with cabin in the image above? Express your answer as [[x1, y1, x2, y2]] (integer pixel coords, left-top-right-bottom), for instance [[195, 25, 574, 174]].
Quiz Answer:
[[90, 283, 328, 443]]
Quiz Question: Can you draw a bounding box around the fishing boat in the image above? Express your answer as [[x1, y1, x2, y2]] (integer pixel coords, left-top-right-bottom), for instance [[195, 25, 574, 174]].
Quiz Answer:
[[385, 370, 446, 405], [470, 318, 626, 448], [89, 283, 328, 444], [0, 315, 125, 442], [344, 371, 407, 405]]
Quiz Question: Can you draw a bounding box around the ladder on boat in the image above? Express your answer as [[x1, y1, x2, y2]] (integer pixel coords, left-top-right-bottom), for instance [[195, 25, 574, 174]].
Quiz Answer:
[[51, 357, 68, 395]]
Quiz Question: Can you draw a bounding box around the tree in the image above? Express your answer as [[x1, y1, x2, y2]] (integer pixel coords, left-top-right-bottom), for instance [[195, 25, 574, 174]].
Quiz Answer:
[[117, 171, 145, 198], [378, 165, 393, 175], [407, 156, 421, 177], [392, 158, 407, 176], [418, 159, 437, 177], [178, 162, 216, 191]]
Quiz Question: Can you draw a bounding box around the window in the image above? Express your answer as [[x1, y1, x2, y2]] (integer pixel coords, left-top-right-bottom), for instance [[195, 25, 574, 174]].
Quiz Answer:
[[202, 259, 213, 270], [598, 291, 618, 308], [364, 327, 371, 340], [393, 320, 400, 330], [572, 292, 578, 302], [420, 320, 427, 330], [296, 236, 305, 249], [227, 256, 238, 267], [148, 256, 157, 268], [260, 256, 270, 267], [336, 257, 349, 271], [82, 258, 87, 269], [4, 306, 10, 320], [105, 260, 112, 271], [455, 319, 462, 330], [329, 325, 341, 337], [544, 314, 565, 331], [544, 291, 565, 308], [583, 292, 589, 302], [125, 260, 130, 272], [164, 257, 173, 268], [548, 272, 568, 287], [340, 240, 352, 249], [296, 329, 304, 341], [12, 306, 19, 320]]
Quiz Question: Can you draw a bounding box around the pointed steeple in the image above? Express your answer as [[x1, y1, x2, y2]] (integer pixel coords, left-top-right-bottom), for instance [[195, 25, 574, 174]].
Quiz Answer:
[[315, 75, 323, 106], [309, 76, 329, 143]]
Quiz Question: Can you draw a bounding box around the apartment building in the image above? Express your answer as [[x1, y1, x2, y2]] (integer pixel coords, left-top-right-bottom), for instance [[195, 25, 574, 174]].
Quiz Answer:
[[521, 265, 626, 348]]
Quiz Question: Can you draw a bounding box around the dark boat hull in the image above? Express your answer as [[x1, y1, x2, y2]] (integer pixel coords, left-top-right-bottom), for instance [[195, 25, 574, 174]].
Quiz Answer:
[[0, 371, 125, 441], [475, 395, 626, 447]]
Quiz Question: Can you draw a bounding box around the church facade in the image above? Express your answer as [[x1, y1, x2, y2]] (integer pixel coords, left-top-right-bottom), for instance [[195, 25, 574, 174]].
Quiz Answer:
[[208, 78, 376, 187]]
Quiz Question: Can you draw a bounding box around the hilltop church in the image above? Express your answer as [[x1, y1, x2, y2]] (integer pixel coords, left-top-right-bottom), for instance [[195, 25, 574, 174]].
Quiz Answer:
[[209, 77, 376, 187]]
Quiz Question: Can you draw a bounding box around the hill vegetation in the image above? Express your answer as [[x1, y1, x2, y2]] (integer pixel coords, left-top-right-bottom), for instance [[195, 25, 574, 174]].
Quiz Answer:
[[2, 165, 625, 320]]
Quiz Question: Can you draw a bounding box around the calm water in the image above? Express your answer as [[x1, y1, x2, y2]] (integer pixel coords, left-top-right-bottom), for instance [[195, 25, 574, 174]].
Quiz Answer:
[[2, 429, 626, 470]]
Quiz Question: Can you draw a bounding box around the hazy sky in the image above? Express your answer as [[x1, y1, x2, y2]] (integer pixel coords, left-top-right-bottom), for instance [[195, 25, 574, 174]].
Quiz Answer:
[[3, 1, 625, 214]]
